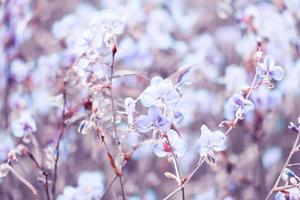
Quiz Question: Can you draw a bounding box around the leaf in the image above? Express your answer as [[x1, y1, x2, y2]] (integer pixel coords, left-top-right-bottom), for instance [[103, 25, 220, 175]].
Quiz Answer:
[[113, 70, 149, 82], [0, 163, 10, 177], [167, 64, 199, 85], [164, 172, 180, 184]]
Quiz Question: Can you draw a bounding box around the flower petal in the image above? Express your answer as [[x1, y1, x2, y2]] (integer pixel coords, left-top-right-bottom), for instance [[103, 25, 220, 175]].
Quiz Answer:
[[153, 140, 168, 157], [270, 66, 284, 81], [135, 115, 152, 133]]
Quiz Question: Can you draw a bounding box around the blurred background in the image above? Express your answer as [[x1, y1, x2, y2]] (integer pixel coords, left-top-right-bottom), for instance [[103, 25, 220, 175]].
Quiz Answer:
[[0, 0, 300, 199]]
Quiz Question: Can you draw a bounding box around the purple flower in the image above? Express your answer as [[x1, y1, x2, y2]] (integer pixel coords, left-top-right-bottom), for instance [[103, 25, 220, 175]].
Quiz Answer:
[[257, 55, 284, 81], [135, 106, 170, 133], [197, 125, 228, 163], [139, 76, 179, 108], [153, 129, 187, 157], [224, 94, 254, 120]]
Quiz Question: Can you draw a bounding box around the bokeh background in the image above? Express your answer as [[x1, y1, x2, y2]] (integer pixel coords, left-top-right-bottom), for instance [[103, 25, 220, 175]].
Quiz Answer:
[[0, 0, 300, 199]]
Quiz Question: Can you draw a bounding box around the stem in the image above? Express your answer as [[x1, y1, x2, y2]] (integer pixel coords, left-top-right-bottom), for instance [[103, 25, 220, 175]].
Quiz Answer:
[[163, 158, 205, 200], [265, 131, 300, 200], [52, 82, 67, 198], [27, 153, 50, 200], [3, 63, 11, 129], [118, 176, 126, 200], [103, 46, 125, 200], [165, 134, 185, 200], [101, 175, 117, 200], [4, 164, 39, 198]]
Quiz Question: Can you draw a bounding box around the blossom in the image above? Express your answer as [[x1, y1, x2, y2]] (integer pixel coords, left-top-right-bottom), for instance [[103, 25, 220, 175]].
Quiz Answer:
[[89, 10, 125, 48], [139, 76, 179, 108], [257, 55, 284, 81], [197, 125, 228, 162], [72, 30, 103, 55], [153, 129, 187, 157], [135, 106, 170, 133], [275, 188, 300, 200], [11, 112, 37, 137], [224, 94, 254, 120]]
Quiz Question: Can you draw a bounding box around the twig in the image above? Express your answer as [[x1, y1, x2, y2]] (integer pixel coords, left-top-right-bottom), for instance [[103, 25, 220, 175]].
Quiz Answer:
[[52, 81, 67, 198], [3, 163, 39, 199], [163, 158, 205, 200], [27, 152, 50, 200], [165, 134, 185, 200], [108, 46, 126, 200], [265, 130, 300, 200], [101, 175, 118, 200]]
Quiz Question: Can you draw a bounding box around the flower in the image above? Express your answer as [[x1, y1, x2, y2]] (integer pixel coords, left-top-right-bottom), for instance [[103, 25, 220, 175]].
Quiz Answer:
[[135, 106, 170, 133], [89, 9, 125, 48], [139, 76, 179, 108], [57, 171, 105, 200], [197, 125, 228, 163], [153, 129, 187, 157], [224, 94, 254, 120], [72, 30, 103, 55], [257, 55, 284, 81], [11, 112, 37, 137], [275, 187, 300, 200]]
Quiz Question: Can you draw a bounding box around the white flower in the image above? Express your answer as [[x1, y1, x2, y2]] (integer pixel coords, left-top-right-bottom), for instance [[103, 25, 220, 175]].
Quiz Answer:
[[197, 125, 228, 163], [11, 112, 37, 137], [89, 10, 125, 35], [139, 76, 179, 108]]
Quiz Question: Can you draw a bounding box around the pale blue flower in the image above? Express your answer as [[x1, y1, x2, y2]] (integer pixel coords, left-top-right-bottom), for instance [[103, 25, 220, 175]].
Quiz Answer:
[[140, 76, 179, 108], [197, 125, 228, 158], [224, 94, 254, 120], [135, 106, 170, 133], [257, 55, 284, 81]]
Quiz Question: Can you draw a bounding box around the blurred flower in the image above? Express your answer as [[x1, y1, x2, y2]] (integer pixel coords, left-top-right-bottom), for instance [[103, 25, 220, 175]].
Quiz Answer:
[[257, 55, 284, 81], [140, 76, 179, 108], [275, 187, 300, 200], [89, 9, 125, 48], [57, 171, 105, 200], [11, 112, 37, 137], [252, 87, 282, 112], [0, 134, 14, 161], [153, 129, 186, 157], [197, 125, 228, 163], [262, 147, 282, 169], [224, 94, 254, 120], [135, 106, 170, 133]]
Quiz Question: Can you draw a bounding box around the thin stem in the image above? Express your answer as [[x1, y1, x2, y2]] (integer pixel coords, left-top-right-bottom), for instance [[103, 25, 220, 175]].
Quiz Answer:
[[118, 176, 126, 200], [163, 158, 205, 200], [52, 82, 67, 198], [273, 183, 300, 192], [27, 153, 50, 200], [3, 63, 11, 129], [165, 134, 184, 200], [101, 175, 118, 200], [4, 164, 39, 198], [265, 131, 300, 200]]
